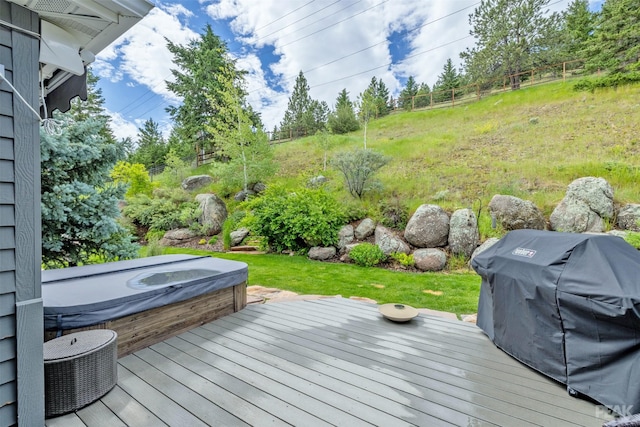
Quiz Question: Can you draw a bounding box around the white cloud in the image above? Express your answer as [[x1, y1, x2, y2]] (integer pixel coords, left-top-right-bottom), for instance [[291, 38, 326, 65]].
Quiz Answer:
[[108, 109, 141, 142], [99, 0, 575, 139], [204, 0, 485, 128]]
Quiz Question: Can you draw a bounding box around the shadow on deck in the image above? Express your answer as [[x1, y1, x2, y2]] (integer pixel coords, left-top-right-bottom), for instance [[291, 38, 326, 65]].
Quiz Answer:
[[45, 298, 613, 426]]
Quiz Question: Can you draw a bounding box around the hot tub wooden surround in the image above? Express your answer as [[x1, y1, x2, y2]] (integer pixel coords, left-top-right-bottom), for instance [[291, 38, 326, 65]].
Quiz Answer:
[[42, 255, 248, 358], [44, 282, 246, 357]]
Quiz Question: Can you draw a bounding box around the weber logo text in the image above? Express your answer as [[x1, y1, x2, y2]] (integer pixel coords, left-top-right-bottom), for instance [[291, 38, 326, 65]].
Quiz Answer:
[[512, 247, 536, 258]]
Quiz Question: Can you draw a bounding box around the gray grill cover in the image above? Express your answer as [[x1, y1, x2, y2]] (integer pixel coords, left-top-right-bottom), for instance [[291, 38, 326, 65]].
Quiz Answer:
[[471, 229, 640, 412]]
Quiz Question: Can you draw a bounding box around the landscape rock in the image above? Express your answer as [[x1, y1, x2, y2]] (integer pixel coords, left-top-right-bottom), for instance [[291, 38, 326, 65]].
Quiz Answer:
[[550, 197, 604, 233], [251, 182, 267, 193], [234, 189, 256, 201], [181, 175, 213, 191], [196, 193, 227, 235], [471, 237, 500, 262], [230, 227, 250, 247], [565, 177, 614, 219], [413, 248, 447, 272], [160, 228, 198, 246], [617, 204, 640, 232], [375, 225, 410, 256], [308, 175, 328, 188], [488, 195, 546, 230], [448, 208, 480, 257], [355, 218, 376, 240], [308, 246, 336, 261], [404, 204, 450, 248], [337, 225, 354, 251], [550, 177, 614, 233]]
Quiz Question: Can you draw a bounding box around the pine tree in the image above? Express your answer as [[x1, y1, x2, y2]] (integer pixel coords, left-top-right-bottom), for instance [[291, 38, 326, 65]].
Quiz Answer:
[[415, 83, 431, 108], [561, 0, 596, 59], [280, 71, 314, 138], [433, 58, 462, 103], [128, 118, 168, 170], [584, 0, 640, 74], [398, 76, 419, 110], [166, 25, 254, 155], [41, 71, 138, 268], [328, 89, 359, 134], [41, 117, 138, 268], [205, 64, 275, 193], [375, 78, 391, 117], [461, 0, 559, 89]]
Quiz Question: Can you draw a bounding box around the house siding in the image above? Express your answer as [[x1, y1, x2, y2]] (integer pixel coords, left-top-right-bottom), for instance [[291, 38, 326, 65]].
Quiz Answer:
[[0, 1, 45, 425]]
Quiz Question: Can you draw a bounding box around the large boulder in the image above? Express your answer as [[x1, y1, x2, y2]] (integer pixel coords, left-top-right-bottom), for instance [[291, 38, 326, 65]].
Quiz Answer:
[[375, 225, 410, 256], [470, 238, 500, 262], [308, 246, 336, 261], [354, 218, 376, 240], [550, 198, 604, 233], [181, 175, 213, 191], [234, 189, 256, 201], [413, 248, 447, 272], [550, 177, 614, 233], [488, 195, 546, 230], [308, 175, 328, 188], [565, 177, 614, 218], [448, 208, 480, 257], [404, 204, 449, 248], [337, 225, 355, 251], [617, 204, 640, 232], [160, 228, 198, 246], [230, 227, 250, 247], [196, 193, 227, 235]]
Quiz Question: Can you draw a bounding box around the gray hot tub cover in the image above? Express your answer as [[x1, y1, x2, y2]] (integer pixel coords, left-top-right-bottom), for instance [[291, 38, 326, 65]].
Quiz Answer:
[[42, 254, 248, 331], [471, 229, 640, 413]]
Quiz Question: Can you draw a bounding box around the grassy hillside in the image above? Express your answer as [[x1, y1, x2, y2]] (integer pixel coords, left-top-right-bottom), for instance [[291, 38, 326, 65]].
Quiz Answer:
[[270, 81, 640, 231]]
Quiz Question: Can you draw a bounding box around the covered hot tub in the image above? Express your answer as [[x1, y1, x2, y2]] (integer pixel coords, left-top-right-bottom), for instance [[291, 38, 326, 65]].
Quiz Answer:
[[43, 254, 248, 356]]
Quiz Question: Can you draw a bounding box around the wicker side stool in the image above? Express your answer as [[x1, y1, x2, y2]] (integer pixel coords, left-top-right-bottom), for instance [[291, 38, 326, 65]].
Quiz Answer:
[[44, 329, 118, 418]]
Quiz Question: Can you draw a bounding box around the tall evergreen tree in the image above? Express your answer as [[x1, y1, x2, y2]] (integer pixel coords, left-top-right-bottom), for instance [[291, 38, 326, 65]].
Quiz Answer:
[[375, 78, 392, 117], [280, 71, 313, 138], [328, 89, 359, 134], [415, 83, 432, 108], [166, 25, 256, 155], [433, 58, 462, 102], [206, 63, 275, 193], [584, 0, 640, 74], [42, 75, 138, 268], [461, 0, 559, 89], [561, 0, 596, 59], [128, 118, 168, 170], [398, 76, 420, 110]]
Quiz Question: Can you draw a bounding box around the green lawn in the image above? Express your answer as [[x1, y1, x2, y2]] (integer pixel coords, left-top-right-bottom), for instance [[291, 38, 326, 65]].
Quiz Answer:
[[162, 247, 481, 317]]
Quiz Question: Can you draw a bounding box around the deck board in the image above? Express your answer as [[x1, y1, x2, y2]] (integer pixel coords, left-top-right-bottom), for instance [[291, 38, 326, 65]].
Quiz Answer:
[[45, 298, 613, 426]]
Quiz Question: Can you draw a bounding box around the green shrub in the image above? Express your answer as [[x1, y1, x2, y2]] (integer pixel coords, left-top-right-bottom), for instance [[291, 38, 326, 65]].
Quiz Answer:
[[123, 189, 201, 233], [349, 243, 386, 267], [447, 253, 470, 271], [624, 231, 640, 250], [332, 148, 389, 199], [241, 185, 345, 252], [573, 72, 640, 92], [390, 252, 414, 267], [110, 161, 154, 198], [379, 198, 409, 229], [222, 211, 246, 250]]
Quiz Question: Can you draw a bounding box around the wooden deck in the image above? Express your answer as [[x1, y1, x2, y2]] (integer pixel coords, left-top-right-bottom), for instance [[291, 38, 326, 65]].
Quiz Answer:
[[45, 298, 612, 426]]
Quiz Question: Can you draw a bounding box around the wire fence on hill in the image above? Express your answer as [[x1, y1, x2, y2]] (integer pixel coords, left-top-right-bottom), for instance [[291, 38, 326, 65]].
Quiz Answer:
[[151, 58, 591, 177]]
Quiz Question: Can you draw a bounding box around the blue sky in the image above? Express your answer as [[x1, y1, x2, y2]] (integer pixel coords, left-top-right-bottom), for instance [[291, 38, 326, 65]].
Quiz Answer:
[[92, 0, 587, 142]]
